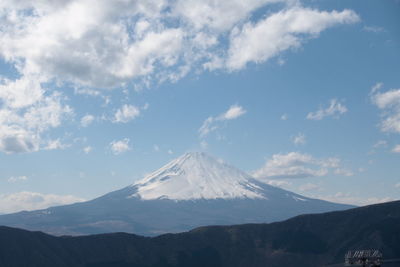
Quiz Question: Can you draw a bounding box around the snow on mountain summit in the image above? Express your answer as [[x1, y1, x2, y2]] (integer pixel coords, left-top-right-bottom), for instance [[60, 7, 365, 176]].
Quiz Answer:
[[129, 152, 268, 200]]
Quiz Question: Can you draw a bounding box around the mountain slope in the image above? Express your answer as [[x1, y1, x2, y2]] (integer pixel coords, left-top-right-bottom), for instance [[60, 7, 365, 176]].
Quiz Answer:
[[1, 201, 399, 267], [128, 152, 267, 200], [0, 152, 353, 236]]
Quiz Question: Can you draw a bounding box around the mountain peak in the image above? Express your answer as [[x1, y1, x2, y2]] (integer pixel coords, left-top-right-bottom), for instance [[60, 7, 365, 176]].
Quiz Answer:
[[173, 151, 222, 165], [129, 152, 268, 200], [182, 151, 207, 158]]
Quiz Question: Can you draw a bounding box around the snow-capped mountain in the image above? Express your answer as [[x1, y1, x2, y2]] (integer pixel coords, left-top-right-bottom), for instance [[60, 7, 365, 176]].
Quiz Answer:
[[130, 152, 267, 200], [0, 152, 353, 236]]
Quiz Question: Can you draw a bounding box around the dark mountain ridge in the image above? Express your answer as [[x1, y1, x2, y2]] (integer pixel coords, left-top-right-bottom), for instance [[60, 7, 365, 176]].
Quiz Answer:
[[1, 200, 399, 267]]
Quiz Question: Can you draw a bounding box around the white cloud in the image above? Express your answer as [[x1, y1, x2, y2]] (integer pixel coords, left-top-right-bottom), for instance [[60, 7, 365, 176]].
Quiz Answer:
[[110, 138, 131, 155], [0, 0, 181, 88], [0, 76, 44, 109], [392, 145, 400, 153], [114, 104, 140, 123], [253, 152, 334, 180], [0, 1, 359, 90], [281, 114, 288, 120], [0, 191, 85, 214], [219, 105, 247, 120], [114, 28, 184, 82], [396, 183, 400, 188], [0, 91, 72, 154], [292, 132, 306, 145], [226, 8, 359, 70], [373, 89, 400, 109], [307, 99, 348, 120], [7, 175, 28, 183], [167, 149, 173, 154], [0, 1, 359, 152], [199, 104, 246, 137], [153, 144, 160, 152], [81, 114, 95, 127], [83, 146, 92, 154], [254, 152, 350, 181], [0, 127, 39, 154], [44, 139, 70, 150], [173, 0, 287, 32], [371, 87, 400, 134]]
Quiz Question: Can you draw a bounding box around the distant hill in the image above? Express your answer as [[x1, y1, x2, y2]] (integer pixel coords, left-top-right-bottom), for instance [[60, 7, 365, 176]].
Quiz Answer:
[[0, 152, 352, 236], [1, 200, 399, 267]]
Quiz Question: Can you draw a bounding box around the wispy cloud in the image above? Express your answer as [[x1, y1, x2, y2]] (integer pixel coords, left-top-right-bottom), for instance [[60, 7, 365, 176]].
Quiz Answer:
[[392, 145, 400, 153], [81, 114, 95, 127], [0, 91, 72, 154], [369, 140, 388, 155], [373, 140, 388, 148], [0, 191, 85, 214], [371, 84, 400, 134], [265, 180, 292, 188], [8, 176, 28, 183], [253, 152, 341, 180], [363, 26, 385, 33], [253, 151, 352, 183], [83, 146, 92, 154], [334, 168, 354, 177], [44, 139, 70, 151], [307, 99, 348, 120], [370, 82, 383, 94], [292, 133, 306, 146], [110, 138, 131, 155], [199, 105, 246, 138], [114, 105, 140, 123]]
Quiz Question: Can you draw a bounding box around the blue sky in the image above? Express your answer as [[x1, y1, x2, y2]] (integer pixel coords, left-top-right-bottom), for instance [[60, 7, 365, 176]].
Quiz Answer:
[[0, 0, 399, 213]]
